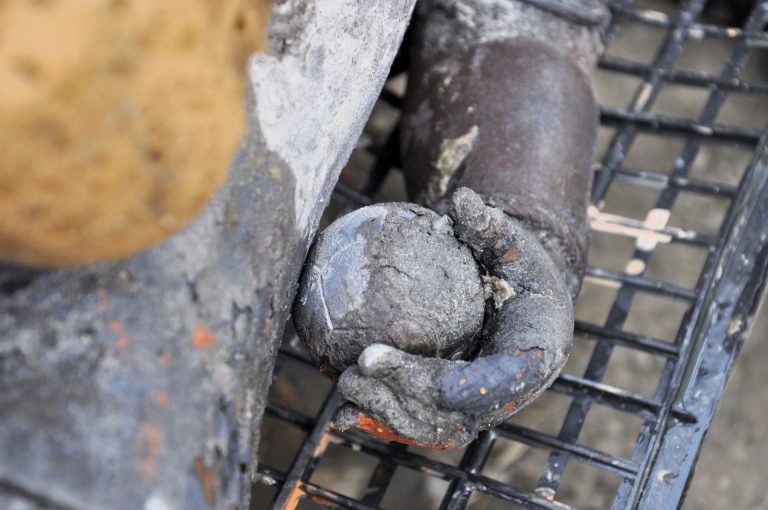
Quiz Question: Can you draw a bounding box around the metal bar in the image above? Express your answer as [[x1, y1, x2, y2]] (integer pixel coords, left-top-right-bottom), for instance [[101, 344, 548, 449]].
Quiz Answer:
[[585, 266, 698, 300], [440, 432, 497, 510], [272, 391, 344, 508], [637, 152, 768, 507], [575, 322, 680, 358], [256, 464, 287, 485], [497, 423, 639, 478], [599, 107, 762, 144], [265, 402, 316, 432], [333, 183, 373, 207], [612, 167, 739, 198], [551, 375, 659, 419], [600, 55, 768, 95], [359, 444, 408, 507], [608, 3, 768, 43], [301, 483, 381, 510]]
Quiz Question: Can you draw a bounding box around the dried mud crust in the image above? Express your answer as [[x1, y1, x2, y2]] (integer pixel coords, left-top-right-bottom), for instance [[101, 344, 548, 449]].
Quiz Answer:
[[294, 189, 574, 448], [0, 0, 271, 266]]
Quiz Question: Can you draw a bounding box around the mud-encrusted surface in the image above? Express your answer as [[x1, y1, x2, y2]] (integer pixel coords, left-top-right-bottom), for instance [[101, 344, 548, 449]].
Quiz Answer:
[[295, 203, 484, 378]]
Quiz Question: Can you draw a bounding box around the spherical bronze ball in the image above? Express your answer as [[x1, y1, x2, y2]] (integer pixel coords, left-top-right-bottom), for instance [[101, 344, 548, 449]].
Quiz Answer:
[[293, 202, 485, 378]]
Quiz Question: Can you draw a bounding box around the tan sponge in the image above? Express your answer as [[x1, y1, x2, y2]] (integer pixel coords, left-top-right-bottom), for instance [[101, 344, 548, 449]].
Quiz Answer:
[[0, 0, 271, 266]]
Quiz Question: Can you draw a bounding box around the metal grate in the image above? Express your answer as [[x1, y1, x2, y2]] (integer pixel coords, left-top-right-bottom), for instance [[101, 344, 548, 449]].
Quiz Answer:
[[253, 1, 768, 508]]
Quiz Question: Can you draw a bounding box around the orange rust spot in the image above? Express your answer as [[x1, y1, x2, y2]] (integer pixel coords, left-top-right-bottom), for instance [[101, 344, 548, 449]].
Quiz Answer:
[[192, 325, 217, 349], [157, 351, 171, 367], [283, 483, 306, 510], [357, 415, 418, 445], [504, 246, 518, 263], [139, 424, 162, 483], [193, 457, 217, 507], [356, 416, 455, 450], [504, 402, 517, 413], [156, 392, 169, 407], [459, 378, 467, 386], [109, 320, 129, 350], [97, 288, 110, 312]]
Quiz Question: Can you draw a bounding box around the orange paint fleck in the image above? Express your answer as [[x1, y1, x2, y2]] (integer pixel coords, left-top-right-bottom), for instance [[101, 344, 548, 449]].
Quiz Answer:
[[192, 325, 217, 349], [156, 392, 169, 407], [109, 320, 129, 350], [157, 351, 171, 367], [97, 288, 110, 312], [139, 424, 162, 483], [504, 402, 517, 413], [504, 246, 518, 263], [357, 415, 420, 445]]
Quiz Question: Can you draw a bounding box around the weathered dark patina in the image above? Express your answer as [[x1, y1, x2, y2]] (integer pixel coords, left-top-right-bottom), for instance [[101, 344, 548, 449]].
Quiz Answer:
[[296, 0, 607, 448], [294, 202, 485, 379], [331, 188, 574, 447], [402, 0, 606, 295]]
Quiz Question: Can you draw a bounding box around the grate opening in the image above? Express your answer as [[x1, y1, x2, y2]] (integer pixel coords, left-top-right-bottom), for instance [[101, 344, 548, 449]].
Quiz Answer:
[[651, 83, 712, 120], [619, 133, 686, 172], [309, 445, 380, 500], [255, 0, 768, 508], [600, 343, 668, 398], [558, 461, 624, 510]]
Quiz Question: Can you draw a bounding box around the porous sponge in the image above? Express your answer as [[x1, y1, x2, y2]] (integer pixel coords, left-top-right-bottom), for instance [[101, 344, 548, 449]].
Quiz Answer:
[[0, 0, 272, 266]]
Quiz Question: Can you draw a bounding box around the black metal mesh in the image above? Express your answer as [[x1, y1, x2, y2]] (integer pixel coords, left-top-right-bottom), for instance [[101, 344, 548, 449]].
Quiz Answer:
[[253, 1, 768, 508]]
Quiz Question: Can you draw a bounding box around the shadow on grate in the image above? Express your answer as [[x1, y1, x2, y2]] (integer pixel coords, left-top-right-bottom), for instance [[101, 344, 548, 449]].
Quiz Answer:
[[254, 0, 768, 508]]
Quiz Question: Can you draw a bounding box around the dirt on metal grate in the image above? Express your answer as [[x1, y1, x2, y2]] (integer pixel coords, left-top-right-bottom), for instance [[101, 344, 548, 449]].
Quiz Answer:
[[253, 0, 768, 508]]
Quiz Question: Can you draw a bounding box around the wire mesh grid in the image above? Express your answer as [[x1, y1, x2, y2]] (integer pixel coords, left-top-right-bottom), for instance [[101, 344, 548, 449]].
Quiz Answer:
[[253, 0, 768, 508]]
